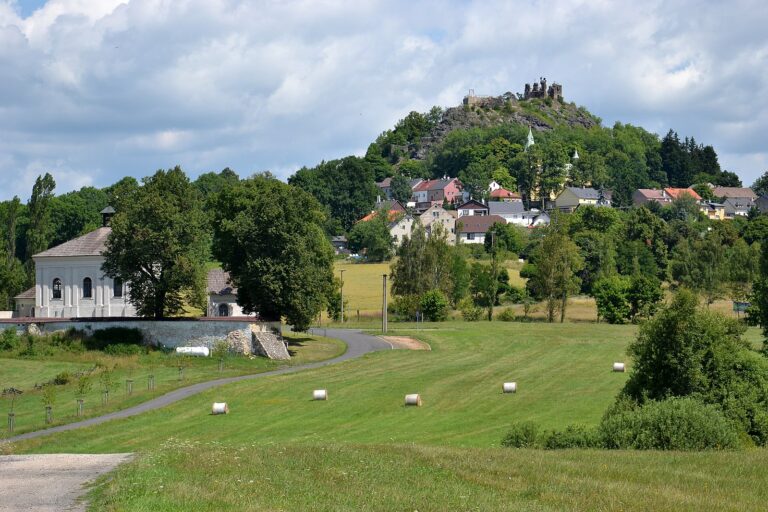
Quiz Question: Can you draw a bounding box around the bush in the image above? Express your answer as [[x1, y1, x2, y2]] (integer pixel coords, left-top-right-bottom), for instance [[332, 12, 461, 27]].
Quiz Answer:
[[0, 328, 19, 351], [53, 371, 71, 385], [496, 307, 516, 322], [102, 343, 144, 356], [542, 424, 601, 449], [598, 397, 740, 450], [87, 327, 144, 350], [501, 421, 539, 448], [419, 290, 449, 322], [459, 298, 483, 322], [390, 295, 420, 321]]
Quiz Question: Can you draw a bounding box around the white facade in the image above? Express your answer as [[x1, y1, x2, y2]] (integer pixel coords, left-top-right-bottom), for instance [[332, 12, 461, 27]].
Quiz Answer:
[[207, 293, 251, 317], [420, 205, 457, 244], [390, 215, 415, 246], [34, 255, 136, 318]]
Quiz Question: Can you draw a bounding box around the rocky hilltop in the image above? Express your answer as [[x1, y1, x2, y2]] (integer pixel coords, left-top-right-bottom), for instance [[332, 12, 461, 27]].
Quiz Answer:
[[413, 83, 600, 159]]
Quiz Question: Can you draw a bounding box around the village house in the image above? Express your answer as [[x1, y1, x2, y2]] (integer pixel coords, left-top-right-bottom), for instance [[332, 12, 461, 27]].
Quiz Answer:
[[722, 197, 754, 219], [457, 199, 489, 217], [712, 186, 757, 201], [419, 205, 457, 244], [375, 177, 393, 199], [633, 187, 700, 206], [330, 235, 349, 254], [554, 187, 611, 212], [411, 178, 464, 212], [389, 214, 415, 246], [489, 187, 522, 202], [206, 268, 254, 317], [456, 215, 505, 244], [488, 201, 540, 227]]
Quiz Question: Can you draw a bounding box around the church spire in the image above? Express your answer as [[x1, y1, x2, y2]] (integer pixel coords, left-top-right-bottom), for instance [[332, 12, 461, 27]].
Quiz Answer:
[[525, 126, 535, 151], [572, 148, 580, 160]]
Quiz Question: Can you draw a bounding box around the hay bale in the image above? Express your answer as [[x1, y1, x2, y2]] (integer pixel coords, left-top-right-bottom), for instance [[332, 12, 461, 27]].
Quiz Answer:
[[313, 389, 328, 401], [404, 393, 422, 406], [502, 382, 517, 393], [211, 402, 229, 415], [176, 346, 210, 357], [613, 362, 626, 373]]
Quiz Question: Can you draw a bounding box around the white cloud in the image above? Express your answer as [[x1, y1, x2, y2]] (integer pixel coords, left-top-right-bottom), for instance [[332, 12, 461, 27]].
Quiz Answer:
[[0, 0, 767, 201]]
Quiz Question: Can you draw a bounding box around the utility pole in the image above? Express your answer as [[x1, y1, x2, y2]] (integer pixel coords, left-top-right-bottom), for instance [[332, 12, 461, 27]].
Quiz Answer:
[[339, 269, 345, 324], [382, 274, 388, 333]]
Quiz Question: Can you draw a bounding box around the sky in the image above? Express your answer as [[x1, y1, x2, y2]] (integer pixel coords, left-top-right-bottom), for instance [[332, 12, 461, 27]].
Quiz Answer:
[[0, 0, 766, 201]]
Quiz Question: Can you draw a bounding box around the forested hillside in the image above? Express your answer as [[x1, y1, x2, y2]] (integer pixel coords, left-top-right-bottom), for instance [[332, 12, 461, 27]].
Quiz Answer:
[[289, 93, 741, 233]]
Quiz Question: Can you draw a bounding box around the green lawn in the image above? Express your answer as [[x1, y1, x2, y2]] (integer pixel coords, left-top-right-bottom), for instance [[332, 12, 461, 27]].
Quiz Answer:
[[11, 322, 634, 451], [8, 321, 768, 511], [86, 443, 768, 512], [0, 331, 345, 439]]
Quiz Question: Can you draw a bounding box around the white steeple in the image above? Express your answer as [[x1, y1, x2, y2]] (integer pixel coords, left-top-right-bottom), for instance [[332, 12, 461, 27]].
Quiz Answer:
[[572, 149, 580, 160], [525, 126, 535, 151]]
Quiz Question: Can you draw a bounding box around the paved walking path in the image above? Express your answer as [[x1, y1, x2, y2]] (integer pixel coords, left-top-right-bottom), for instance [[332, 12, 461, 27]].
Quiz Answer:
[[6, 329, 390, 443], [0, 453, 132, 512]]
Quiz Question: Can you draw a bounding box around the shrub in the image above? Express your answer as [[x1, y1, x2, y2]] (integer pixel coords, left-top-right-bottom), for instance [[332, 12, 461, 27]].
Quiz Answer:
[[53, 371, 71, 385], [390, 295, 420, 321], [501, 421, 539, 448], [542, 424, 601, 449], [496, 307, 516, 322], [419, 290, 449, 322], [0, 328, 19, 351], [87, 327, 144, 350], [459, 298, 483, 322], [598, 397, 740, 450], [103, 343, 144, 356]]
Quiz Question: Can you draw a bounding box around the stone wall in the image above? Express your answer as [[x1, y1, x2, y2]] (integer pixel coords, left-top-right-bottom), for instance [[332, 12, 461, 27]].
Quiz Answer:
[[0, 319, 284, 357]]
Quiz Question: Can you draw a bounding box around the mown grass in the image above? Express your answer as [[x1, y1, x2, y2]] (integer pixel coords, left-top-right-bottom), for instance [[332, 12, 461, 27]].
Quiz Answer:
[[87, 442, 768, 512], [9, 321, 768, 510], [0, 331, 345, 439], [12, 322, 635, 452]]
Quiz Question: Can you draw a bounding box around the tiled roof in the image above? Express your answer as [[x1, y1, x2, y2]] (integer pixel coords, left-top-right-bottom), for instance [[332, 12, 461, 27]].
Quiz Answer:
[[375, 177, 392, 188], [566, 187, 601, 200], [207, 268, 237, 295], [636, 188, 667, 200], [457, 215, 506, 233], [712, 187, 756, 200], [489, 202, 525, 215], [490, 188, 521, 200], [34, 227, 111, 258], [664, 188, 701, 201], [458, 200, 488, 210], [14, 287, 35, 300]]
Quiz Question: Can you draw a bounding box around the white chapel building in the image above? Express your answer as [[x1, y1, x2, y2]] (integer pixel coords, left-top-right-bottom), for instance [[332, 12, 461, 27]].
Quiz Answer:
[[26, 207, 137, 318], [14, 207, 243, 319]]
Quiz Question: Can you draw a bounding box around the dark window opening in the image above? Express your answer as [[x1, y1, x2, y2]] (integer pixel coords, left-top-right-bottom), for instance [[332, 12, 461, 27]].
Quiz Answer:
[[52, 278, 62, 300], [83, 277, 92, 298], [113, 278, 123, 298], [218, 303, 230, 317]]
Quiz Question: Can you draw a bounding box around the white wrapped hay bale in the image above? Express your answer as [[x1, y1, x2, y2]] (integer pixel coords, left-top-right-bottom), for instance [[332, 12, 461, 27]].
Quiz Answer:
[[176, 346, 210, 357], [613, 362, 626, 373], [404, 393, 422, 406], [313, 389, 328, 401], [211, 402, 229, 415], [502, 382, 517, 393]]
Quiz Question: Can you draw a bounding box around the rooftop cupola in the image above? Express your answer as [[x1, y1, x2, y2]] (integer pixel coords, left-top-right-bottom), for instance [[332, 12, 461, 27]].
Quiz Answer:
[[101, 206, 115, 227]]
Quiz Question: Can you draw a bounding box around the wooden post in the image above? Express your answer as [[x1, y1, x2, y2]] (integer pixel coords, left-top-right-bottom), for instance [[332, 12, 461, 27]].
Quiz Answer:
[[76, 399, 84, 417], [45, 406, 53, 424], [147, 375, 155, 391], [125, 380, 133, 395], [102, 390, 109, 405], [7, 412, 14, 433]]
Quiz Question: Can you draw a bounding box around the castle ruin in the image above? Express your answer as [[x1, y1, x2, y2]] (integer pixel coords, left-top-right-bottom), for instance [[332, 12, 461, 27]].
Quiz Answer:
[[523, 77, 563, 102]]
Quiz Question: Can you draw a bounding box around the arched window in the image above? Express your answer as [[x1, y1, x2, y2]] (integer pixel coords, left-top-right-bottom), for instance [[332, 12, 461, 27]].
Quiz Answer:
[[83, 277, 92, 299], [218, 303, 230, 317], [52, 278, 62, 300], [113, 278, 123, 298]]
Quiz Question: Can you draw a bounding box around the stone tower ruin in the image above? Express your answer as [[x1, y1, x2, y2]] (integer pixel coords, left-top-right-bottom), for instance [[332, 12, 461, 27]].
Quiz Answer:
[[523, 77, 563, 102]]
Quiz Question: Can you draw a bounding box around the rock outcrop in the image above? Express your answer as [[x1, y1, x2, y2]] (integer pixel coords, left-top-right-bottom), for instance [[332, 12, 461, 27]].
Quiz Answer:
[[251, 328, 290, 360]]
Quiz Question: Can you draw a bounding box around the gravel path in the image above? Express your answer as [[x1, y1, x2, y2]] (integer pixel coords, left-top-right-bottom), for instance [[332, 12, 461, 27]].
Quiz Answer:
[[0, 453, 132, 511], [6, 329, 390, 444]]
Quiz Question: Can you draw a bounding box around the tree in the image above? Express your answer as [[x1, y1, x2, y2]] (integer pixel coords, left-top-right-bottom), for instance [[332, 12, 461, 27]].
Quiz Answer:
[[624, 290, 768, 445], [347, 209, 395, 262], [102, 167, 209, 318], [420, 290, 449, 321], [743, 216, 768, 244], [390, 174, 413, 203], [626, 274, 663, 321], [726, 239, 760, 301], [592, 276, 631, 324], [527, 220, 584, 322], [391, 222, 455, 300], [211, 175, 334, 331], [751, 171, 768, 197], [25, 173, 56, 261]]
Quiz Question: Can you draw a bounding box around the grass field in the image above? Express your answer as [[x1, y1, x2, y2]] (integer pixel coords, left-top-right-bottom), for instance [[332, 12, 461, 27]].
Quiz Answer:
[[0, 331, 345, 439], [8, 321, 768, 510]]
